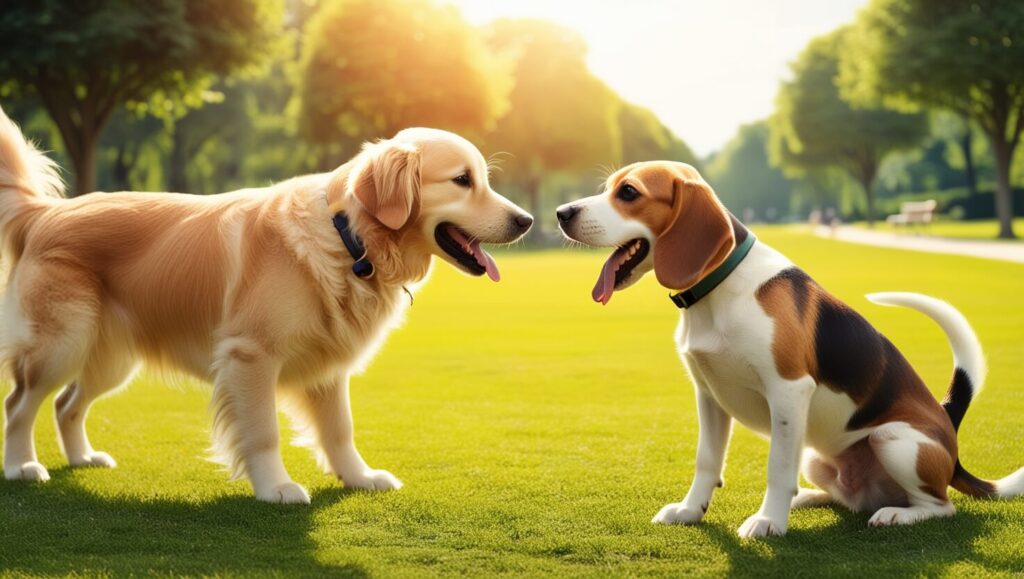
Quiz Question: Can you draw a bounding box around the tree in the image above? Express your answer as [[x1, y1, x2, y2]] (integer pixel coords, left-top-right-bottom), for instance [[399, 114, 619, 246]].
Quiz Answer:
[[769, 30, 928, 226], [618, 102, 700, 168], [484, 19, 622, 237], [0, 0, 281, 195], [297, 0, 509, 163], [707, 121, 800, 221], [841, 0, 1024, 238]]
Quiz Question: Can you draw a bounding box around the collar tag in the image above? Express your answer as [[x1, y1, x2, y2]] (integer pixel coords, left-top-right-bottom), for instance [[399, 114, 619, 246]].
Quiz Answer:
[[332, 212, 375, 279], [669, 233, 756, 309]]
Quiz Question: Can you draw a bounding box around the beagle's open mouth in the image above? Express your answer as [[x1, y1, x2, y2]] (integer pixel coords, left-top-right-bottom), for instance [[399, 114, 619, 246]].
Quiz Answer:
[[593, 238, 649, 305], [434, 223, 500, 282]]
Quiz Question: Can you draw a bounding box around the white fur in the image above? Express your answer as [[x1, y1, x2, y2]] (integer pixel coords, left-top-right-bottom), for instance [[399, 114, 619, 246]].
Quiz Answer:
[[995, 468, 1024, 498], [867, 292, 987, 390]]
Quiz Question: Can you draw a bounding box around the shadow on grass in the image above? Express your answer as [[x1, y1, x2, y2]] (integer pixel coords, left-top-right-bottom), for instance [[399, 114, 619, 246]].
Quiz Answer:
[[699, 505, 1019, 577], [0, 468, 367, 576]]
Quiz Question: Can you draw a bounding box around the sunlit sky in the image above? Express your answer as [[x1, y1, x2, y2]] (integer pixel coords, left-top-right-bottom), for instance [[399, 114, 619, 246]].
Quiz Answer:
[[448, 0, 868, 157]]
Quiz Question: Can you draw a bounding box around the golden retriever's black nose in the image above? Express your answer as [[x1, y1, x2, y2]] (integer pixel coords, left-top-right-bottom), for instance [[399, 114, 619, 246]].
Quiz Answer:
[[513, 213, 534, 232], [556, 205, 580, 224]]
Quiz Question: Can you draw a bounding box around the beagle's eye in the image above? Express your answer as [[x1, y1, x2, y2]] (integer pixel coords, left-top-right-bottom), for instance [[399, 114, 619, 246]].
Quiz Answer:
[[452, 173, 471, 188], [616, 184, 641, 202]]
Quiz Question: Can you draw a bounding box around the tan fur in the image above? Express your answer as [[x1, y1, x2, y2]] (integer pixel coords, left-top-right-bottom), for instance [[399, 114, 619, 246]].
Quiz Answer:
[[0, 110, 531, 500], [755, 276, 820, 381]]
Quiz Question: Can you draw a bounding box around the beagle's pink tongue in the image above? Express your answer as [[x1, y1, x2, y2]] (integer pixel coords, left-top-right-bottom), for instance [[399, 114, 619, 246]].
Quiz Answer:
[[447, 226, 500, 282], [592, 248, 626, 305]]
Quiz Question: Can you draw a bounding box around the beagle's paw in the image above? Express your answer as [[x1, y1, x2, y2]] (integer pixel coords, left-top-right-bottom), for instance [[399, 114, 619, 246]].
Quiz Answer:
[[4, 461, 50, 482], [343, 469, 403, 491], [738, 514, 787, 538], [69, 451, 117, 468], [257, 481, 311, 505], [868, 503, 954, 527], [652, 502, 705, 525]]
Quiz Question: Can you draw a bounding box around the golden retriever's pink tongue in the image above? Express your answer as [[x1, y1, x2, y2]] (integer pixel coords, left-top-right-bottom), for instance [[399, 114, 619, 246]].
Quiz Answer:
[[592, 247, 627, 305], [447, 226, 500, 282]]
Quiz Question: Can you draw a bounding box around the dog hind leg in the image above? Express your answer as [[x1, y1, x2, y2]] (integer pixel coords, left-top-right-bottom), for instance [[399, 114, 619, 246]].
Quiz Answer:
[[867, 422, 955, 526], [56, 335, 140, 468]]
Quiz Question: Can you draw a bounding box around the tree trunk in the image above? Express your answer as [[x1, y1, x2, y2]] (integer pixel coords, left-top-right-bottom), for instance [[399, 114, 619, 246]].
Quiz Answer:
[[70, 134, 98, 196], [169, 128, 189, 193], [112, 143, 132, 191], [960, 131, 978, 198], [862, 178, 876, 228], [989, 133, 1017, 239]]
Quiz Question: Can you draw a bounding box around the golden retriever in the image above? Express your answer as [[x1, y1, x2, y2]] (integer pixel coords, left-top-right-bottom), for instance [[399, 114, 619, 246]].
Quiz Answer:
[[0, 108, 532, 503]]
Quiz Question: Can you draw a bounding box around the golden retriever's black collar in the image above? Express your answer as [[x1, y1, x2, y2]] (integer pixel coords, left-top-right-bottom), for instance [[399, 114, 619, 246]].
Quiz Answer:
[[332, 212, 374, 278]]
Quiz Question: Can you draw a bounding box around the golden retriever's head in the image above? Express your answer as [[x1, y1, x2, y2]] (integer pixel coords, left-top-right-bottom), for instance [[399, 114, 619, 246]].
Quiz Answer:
[[555, 161, 735, 304], [346, 128, 532, 281]]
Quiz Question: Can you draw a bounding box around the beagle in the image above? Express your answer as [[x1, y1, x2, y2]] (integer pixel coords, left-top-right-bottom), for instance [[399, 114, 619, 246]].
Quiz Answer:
[[556, 161, 1023, 537], [0, 108, 533, 503]]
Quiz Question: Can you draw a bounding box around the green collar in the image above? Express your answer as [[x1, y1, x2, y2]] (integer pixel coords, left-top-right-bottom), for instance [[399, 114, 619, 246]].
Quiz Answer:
[[669, 233, 756, 309]]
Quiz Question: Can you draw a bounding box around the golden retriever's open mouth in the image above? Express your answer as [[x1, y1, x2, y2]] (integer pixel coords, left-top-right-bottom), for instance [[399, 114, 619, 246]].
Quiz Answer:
[[434, 223, 500, 281], [593, 238, 649, 305]]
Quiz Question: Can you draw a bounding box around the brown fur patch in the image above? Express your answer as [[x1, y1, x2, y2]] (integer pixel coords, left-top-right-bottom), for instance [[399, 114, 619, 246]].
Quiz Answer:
[[756, 272, 821, 380], [915, 442, 954, 501]]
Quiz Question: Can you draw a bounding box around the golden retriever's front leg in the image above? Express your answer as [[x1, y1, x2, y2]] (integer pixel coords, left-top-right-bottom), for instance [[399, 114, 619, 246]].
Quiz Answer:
[[290, 376, 402, 491], [211, 339, 310, 504]]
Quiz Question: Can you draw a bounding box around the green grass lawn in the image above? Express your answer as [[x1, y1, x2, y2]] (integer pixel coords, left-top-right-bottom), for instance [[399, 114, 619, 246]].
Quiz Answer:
[[855, 218, 1024, 241], [2, 227, 1023, 577]]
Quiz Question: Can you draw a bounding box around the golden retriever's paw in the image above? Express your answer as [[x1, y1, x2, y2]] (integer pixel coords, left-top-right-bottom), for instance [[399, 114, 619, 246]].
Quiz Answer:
[[737, 514, 787, 538], [344, 469, 403, 491], [652, 502, 705, 525], [4, 461, 50, 482], [257, 481, 311, 504], [70, 451, 117, 468]]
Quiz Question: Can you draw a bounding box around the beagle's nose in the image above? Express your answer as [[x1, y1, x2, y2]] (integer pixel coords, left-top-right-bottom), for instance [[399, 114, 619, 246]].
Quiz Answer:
[[556, 204, 580, 224], [513, 213, 534, 231]]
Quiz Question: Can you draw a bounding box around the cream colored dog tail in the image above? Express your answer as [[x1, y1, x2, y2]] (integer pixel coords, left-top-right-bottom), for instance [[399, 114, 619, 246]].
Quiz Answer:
[[0, 106, 63, 253]]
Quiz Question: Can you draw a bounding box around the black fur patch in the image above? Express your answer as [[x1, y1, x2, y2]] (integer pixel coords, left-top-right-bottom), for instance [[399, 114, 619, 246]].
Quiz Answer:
[[942, 368, 973, 432], [769, 267, 813, 317], [814, 298, 885, 400]]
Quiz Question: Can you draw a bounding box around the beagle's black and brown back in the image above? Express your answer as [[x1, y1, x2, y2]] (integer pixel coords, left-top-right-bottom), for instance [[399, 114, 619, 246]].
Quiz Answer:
[[756, 267, 997, 500]]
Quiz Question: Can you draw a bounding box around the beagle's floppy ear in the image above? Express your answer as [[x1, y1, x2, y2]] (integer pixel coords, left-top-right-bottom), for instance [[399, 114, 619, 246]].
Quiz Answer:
[[653, 178, 735, 291], [351, 140, 421, 230]]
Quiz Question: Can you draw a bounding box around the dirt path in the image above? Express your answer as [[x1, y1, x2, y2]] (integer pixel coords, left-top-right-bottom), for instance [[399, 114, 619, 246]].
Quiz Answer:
[[814, 225, 1024, 264]]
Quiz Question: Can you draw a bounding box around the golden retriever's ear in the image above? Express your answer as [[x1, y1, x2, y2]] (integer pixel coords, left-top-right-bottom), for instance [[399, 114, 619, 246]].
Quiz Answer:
[[351, 141, 421, 230], [653, 178, 735, 291]]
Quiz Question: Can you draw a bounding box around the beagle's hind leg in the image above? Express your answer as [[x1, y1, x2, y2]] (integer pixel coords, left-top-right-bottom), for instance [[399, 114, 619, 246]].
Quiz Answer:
[[867, 422, 956, 526]]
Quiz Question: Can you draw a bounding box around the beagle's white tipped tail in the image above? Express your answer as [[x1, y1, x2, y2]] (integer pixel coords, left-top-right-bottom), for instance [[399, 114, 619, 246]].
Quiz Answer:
[[868, 292, 1023, 500]]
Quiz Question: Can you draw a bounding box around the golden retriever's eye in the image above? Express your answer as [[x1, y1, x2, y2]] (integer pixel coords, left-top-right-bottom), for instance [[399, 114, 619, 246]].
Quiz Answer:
[[616, 184, 641, 202], [452, 173, 471, 188]]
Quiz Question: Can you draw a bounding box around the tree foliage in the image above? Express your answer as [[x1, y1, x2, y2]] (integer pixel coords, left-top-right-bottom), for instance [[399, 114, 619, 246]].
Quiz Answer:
[[483, 19, 621, 235], [841, 0, 1024, 237], [298, 0, 509, 161], [770, 29, 928, 225], [707, 121, 799, 221], [618, 102, 699, 168], [0, 0, 282, 195]]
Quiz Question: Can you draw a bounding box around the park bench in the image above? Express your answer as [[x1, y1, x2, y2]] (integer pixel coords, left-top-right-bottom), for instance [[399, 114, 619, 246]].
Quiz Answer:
[[886, 200, 937, 229]]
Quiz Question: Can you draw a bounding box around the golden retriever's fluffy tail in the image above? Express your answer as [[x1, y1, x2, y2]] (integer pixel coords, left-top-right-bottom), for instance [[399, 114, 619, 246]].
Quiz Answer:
[[0, 106, 63, 255]]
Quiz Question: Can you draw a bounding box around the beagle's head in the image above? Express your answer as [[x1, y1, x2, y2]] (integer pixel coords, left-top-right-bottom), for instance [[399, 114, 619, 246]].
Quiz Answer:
[[556, 161, 735, 304], [346, 128, 533, 281]]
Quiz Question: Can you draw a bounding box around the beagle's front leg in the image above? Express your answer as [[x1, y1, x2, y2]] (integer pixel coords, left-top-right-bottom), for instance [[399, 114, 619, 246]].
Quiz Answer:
[[653, 386, 732, 525], [738, 376, 816, 538]]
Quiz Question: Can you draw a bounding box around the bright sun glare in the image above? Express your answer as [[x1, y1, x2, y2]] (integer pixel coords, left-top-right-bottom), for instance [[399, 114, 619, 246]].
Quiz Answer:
[[448, 0, 868, 156]]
